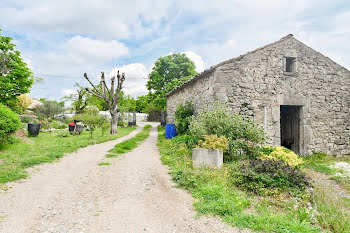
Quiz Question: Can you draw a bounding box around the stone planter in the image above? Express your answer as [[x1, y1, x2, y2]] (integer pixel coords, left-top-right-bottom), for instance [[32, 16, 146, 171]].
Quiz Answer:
[[192, 148, 223, 168]]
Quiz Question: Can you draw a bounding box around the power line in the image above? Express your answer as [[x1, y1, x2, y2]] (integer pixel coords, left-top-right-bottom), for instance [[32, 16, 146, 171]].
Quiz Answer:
[[34, 73, 147, 80]]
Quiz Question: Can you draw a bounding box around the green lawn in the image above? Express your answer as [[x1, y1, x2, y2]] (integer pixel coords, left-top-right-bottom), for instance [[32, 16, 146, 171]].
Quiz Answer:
[[106, 125, 151, 158], [0, 127, 136, 184]]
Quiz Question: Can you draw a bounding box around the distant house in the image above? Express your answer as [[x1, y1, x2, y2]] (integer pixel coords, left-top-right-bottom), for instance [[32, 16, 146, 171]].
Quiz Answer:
[[166, 34, 350, 156]]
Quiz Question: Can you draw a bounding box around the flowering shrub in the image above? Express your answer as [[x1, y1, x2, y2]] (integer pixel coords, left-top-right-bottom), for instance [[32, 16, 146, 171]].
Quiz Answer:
[[197, 135, 228, 152], [260, 146, 303, 167], [232, 159, 310, 195], [189, 104, 265, 160]]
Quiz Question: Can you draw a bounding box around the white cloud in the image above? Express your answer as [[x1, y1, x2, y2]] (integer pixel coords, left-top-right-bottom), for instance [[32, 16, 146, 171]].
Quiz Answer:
[[184, 51, 205, 72], [29, 36, 128, 76], [0, 0, 172, 39], [64, 36, 128, 62], [61, 89, 76, 96], [109, 63, 148, 97]]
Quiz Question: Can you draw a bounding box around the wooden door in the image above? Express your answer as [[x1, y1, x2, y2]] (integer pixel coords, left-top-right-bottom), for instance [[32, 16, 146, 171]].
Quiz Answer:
[[280, 106, 300, 154]]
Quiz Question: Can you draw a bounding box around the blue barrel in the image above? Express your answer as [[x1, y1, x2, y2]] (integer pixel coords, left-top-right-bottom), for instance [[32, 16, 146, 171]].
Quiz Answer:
[[165, 124, 177, 139]]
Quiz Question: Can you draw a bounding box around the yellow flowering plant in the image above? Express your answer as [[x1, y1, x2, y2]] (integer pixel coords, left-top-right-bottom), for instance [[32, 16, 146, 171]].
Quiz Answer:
[[197, 135, 229, 153], [261, 146, 303, 167]]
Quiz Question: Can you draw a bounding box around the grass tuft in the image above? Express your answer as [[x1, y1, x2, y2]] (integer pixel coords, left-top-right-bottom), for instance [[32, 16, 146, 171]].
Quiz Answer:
[[98, 162, 111, 166], [107, 125, 151, 156]]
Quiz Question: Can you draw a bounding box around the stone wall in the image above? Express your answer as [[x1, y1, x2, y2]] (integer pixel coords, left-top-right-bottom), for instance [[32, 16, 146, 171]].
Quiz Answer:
[[166, 35, 350, 155], [166, 70, 216, 123]]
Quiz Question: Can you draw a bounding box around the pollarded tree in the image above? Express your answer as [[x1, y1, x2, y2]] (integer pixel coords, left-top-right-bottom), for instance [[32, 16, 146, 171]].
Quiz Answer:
[[0, 29, 34, 103], [84, 71, 125, 135]]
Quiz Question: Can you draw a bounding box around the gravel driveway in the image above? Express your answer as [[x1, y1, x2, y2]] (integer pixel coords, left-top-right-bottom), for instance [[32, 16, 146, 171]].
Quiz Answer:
[[0, 124, 241, 233]]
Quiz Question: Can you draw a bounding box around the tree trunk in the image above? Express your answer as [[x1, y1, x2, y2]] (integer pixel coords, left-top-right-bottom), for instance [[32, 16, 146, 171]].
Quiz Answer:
[[110, 111, 118, 135]]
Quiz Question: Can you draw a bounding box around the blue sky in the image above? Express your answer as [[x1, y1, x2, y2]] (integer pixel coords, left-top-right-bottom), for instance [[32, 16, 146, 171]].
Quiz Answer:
[[1, 0, 349, 101]]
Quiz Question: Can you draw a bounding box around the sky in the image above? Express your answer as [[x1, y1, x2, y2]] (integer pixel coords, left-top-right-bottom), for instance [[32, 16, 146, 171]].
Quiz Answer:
[[1, 0, 349, 101]]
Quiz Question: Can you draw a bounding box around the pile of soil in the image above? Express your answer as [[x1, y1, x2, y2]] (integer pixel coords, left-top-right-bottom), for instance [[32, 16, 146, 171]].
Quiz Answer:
[[13, 129, 28, 140]]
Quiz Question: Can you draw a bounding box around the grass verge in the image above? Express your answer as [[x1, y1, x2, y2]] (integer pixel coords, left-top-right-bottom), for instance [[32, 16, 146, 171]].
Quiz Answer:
[[302, 152, 350, 192], [0, 127, 136, 184], [157, 126, 320, 233], [106, 125, 152, 158], [313, 184, 350, 232]]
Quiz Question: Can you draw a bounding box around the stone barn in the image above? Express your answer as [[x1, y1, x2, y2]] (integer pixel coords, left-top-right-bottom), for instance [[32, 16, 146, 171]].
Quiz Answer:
[[166, 34, 350, 156]]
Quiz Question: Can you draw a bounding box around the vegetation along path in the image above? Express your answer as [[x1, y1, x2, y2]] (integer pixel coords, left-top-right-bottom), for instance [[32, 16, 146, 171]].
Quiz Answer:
[[0, 123, 242, 233]]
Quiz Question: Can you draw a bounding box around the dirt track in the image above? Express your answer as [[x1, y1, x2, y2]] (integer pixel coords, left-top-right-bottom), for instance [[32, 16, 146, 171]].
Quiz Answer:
[[0, 124, 241, 233]]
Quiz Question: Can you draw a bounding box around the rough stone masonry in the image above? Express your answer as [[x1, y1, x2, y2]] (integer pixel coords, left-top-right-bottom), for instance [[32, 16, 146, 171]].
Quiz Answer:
[[166, 34, 350, 156]]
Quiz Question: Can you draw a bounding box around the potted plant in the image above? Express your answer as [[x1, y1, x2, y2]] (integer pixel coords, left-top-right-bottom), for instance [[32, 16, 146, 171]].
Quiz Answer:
[[68, 121, 85, 135], [75, 121, 85, 134], [28, 118, 41, 137], [192, 135, 228, 168]]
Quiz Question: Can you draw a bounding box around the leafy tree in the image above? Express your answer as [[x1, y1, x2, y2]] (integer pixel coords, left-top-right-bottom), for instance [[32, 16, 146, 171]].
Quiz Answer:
[[135, 95, 148, 113], [88, 93, 109, 111], [80, 106, 101, 138], [118, 91, 137, 113], [35, 99, 65, 118], [0, 29, 34, 103], [63, 83, 89, 114], [146, 53, 197, 110]]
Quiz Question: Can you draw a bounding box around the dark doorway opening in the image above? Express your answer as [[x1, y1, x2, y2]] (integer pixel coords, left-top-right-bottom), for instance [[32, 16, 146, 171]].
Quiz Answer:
[[280, 105, 301, 154]]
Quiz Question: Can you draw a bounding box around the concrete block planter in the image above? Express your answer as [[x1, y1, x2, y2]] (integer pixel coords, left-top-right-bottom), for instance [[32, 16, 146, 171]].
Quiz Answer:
[[192, 148, 223, 169]]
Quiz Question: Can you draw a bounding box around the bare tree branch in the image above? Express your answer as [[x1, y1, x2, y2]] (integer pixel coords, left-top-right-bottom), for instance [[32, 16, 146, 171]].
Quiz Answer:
[[84, 73, 102, 95], [85, 88, 106, 100], [84, 70, 125, 135]]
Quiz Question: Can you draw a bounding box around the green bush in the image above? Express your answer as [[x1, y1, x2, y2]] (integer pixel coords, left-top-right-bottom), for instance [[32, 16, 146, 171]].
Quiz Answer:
[[0, 104, 21, 142], [175, 102, 194, 135], [50, 120, 66, 129], [171, 134, 198, 148], [20, 116, 32, 123], [232, 159, 311, 196], [189, 104, 265, 160]]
